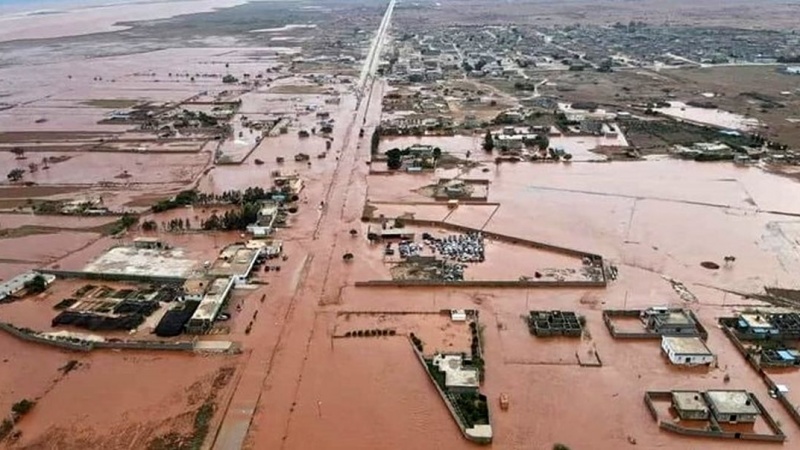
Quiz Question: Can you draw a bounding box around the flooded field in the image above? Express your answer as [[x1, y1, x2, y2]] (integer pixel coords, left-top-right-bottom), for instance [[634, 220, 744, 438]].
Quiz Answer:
[[655, 101, 762, 131]]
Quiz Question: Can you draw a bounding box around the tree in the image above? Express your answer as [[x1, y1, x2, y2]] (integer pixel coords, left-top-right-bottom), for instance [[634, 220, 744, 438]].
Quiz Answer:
[[7, 169, 24, 182], [532, 135, 550, 150], [433, 147, 442, 160], [24, 275, 47, 294], [385, 148, 403, 170], [222, 74, 238, 84], [482, 130, 494, 152], [11, 399, 35, 416], [11, 147, 25, 159]]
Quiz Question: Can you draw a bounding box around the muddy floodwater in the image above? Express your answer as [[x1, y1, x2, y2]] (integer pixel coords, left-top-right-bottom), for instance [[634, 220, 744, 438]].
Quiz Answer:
[[655, 101, 762, 130]]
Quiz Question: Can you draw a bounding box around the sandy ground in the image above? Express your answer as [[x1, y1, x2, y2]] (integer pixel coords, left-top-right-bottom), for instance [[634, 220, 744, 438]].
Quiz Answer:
[[0, 0, 249, 42]]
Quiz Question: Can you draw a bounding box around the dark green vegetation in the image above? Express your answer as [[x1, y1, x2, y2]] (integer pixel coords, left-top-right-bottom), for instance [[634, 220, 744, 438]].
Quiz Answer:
[[109, 213, 138, 235], [0, 399, 36, 443], [201, 203, 261, 231], [23, 274, 47, 295], [482, 130, 494, 152], [449, 391, 490, 428], [621, 119, 765, 153], [11, 400, 35, 416], [6, 168, 24, 182], [152, 189, 199, 213]]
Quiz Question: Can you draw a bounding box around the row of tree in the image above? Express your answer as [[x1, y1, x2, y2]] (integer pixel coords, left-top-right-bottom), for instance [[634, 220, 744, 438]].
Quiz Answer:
[[201, 203, 261, 231]]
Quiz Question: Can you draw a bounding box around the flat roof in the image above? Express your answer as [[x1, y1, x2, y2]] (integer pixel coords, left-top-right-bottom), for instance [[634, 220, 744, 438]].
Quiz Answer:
[[209, 245, 259, 277], [740, 313, 774, 329], [666, 311, 693, 325], [662, 336, 712, 356], [673, 391, 708, 412], [706, 390, 760, 416], [190, 277, 233, 322], [432, 354, 479, 389], [183, 277, 210, 296], [0, 272, 55, 299], [83, 246, 196, 279]]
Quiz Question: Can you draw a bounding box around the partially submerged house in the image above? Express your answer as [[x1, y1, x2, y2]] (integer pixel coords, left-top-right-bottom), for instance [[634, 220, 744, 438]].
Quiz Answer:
[[672, 391, 710, 420], [661, 336, 715, 365], [705, 390, 760, 424], [642, 307, 699, 336]]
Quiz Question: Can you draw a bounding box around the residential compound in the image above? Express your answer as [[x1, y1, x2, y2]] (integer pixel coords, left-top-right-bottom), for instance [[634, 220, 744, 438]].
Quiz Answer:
[[672, 390, 761, 424], [386, 22, 800, 84]]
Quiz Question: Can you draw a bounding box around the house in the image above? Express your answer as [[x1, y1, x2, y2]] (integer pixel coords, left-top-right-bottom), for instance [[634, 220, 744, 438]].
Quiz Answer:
[[431, 353, 480, 393], [705, 390, 760, 424], [246, 204, 279, 237], [642, 308, 699, 336], [661, 336, 715, 365], [672, 391, 710, 420]]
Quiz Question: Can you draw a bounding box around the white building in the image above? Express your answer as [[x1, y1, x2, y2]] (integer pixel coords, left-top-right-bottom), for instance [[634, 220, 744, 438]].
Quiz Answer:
[[661, 336, 715, 365], [0, 272, 56, 302], [431, 353, 479, 391], [185, 277, 234, 333]]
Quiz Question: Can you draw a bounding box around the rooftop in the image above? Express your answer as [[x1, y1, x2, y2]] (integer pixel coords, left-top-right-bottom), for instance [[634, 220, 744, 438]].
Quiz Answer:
[[705, 390, 760, 416], [190, 277, 233, 322], [432, 353, 479, 389], [183, 277, 211, 297], [658, 311, 694, 326], [662, 336, 713, 355], [82, 246, 197, 280], [0, 272, 56, 300], [740, 313, 774, 329], [673, 391, 708, 413], [209, 245, 259, 278]]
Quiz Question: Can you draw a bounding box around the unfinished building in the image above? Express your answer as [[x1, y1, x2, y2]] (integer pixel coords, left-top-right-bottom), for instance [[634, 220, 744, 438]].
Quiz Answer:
[[644, 308, 700, 336], [732, 312, 800, 340], [527, 310, 582, 337]]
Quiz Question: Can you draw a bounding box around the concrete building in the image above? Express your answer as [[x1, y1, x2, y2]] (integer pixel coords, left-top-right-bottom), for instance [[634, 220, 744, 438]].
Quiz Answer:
[[82, 245, 197, 281], [705, 390, 760, 424], [246, 203, 279, 237], [672, 391, 710, 420], [661, 336, 715, 365], [0, 272, 56, 302], [643, 308, 699, 336], [182, 276, 210, 302], [208, 245, 260, 285], [133, 237, 168, 250], [735, 313, 780, 339], [431, 353, 480, 392], [761, 348, 800, 367], [185, 277, 234, 334]]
